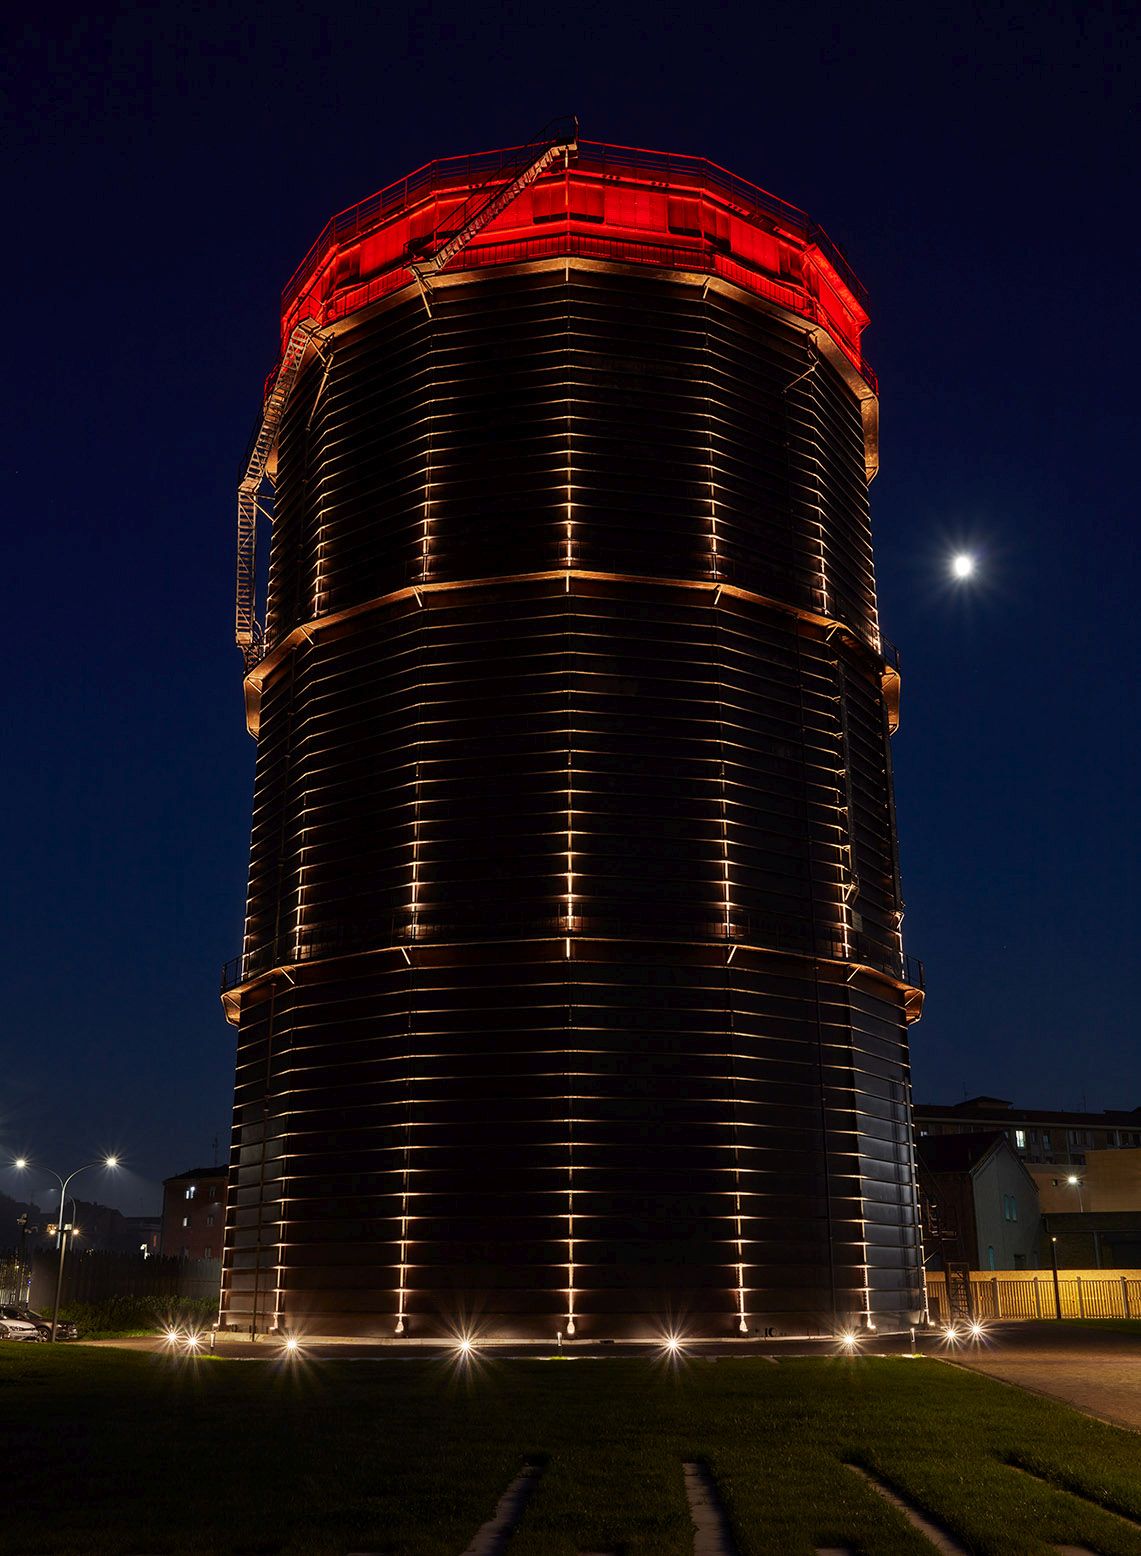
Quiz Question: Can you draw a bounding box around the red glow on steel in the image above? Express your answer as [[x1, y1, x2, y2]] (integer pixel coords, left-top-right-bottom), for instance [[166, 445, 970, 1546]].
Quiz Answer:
[[277, 140, 873, 389]]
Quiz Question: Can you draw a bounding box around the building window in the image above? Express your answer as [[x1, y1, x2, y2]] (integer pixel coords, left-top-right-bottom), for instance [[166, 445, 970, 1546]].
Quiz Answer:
[[209, 1186, 218, 1200], [1042, 1132, 1051, 1150], [182, 1216, 190, 1227], [204, 1246, 213, 1259], [206, 1214, 215, 1226], [1015, 1129, 1026, 1150], [987, 1246, 996, 1269], [186, 1186, 196, 1200]]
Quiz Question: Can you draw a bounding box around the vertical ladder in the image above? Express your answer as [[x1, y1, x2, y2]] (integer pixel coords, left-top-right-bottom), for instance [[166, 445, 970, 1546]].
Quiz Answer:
[[236, 317, 324, 664]]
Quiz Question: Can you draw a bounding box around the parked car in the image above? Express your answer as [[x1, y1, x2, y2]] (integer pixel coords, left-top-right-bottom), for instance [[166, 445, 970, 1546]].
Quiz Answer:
[[0, 1306, 77, 1341], [0, 1316, 47, 1342]]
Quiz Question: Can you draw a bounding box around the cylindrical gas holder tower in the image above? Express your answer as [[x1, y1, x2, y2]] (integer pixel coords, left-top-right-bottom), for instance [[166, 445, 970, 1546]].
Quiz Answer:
[[221, 129, 926, 1340]]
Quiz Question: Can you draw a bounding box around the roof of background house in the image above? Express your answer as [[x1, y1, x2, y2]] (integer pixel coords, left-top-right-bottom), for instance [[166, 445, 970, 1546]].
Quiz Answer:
[[916, 1131, 1042, 1196], [915, 1097, 1141, 1125], [916, 1131, 1010, 1174], [163, 1166, 227, 1184]]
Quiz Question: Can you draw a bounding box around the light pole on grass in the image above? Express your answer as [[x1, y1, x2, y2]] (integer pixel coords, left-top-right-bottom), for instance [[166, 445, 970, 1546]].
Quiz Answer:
[[13, 1156, 120, 1340]]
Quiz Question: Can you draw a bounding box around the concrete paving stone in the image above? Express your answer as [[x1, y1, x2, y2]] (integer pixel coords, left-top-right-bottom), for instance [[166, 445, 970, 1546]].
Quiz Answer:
[[683, 1461, 738, 1555], [847, 1465, 968, 1555], [460, 1464, 542, 1556]]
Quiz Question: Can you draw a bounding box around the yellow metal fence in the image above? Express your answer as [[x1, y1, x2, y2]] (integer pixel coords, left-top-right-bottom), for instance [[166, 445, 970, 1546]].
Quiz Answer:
[[926, 1269, 1141, 1323]]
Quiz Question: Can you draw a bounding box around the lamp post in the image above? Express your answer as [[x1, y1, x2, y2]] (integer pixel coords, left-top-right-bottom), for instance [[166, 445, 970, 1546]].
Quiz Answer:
[[1050, 1235, 1062, 1320], [13, 1156, 120, 1340]]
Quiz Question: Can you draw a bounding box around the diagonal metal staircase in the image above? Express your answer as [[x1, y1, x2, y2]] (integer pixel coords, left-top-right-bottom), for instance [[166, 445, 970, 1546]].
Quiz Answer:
[[236, 118, 578, 668]]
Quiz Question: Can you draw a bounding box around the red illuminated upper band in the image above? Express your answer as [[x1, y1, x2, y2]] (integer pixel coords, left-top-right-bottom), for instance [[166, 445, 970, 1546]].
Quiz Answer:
[[278, 139, 873, 390]]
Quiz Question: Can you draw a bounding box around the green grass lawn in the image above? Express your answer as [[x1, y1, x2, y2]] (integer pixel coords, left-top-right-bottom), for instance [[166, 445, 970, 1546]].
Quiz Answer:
[[3, 1344, 1141, 1555]]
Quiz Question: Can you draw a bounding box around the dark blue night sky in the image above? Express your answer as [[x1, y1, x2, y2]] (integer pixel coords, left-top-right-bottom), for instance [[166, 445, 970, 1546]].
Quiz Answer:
[[5, 1, 1138, 1214]]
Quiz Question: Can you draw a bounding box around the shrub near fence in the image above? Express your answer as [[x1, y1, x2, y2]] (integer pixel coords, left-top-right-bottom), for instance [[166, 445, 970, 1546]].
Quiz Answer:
[[926, 1269, 1141, 1323]]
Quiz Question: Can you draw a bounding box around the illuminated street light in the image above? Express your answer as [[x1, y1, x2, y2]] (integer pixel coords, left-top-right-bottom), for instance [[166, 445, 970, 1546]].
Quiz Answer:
[[13, 1155, 122, 1340], [951, 553, 975, 579]]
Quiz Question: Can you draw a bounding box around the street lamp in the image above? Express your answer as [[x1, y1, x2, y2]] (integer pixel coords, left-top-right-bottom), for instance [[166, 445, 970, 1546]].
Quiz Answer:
[[13, 1156, 121, 1340], [1066, 1173, 1084, 1212]]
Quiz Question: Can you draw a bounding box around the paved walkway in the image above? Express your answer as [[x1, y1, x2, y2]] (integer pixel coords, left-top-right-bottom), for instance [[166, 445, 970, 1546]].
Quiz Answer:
[[950, 1322, 1141, 1430]]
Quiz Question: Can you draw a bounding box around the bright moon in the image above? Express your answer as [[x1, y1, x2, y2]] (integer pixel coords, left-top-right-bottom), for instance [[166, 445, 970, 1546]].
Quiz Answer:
[[951, 554, 974, 579]]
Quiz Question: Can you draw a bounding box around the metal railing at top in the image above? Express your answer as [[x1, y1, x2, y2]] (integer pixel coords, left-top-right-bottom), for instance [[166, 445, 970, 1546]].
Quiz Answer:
[[222, 911, 921, 993], [279, 137, 870, 322]]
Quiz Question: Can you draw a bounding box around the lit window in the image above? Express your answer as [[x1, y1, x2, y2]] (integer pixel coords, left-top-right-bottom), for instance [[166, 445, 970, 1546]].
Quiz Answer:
[[1015, 1129, 1026, 1150], [182, 1216, 190, 1227], [186, 1186, 196, 1200], [206, 1215, 215, 1226]]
